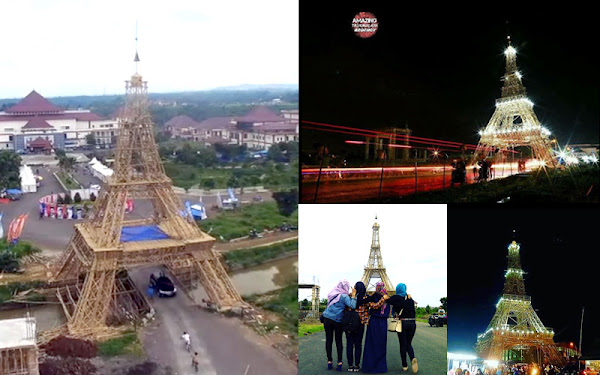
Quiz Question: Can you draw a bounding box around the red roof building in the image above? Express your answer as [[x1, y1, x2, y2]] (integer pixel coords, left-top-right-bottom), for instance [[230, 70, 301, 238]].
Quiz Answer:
[[5, 90, 63, 114], [0, 90, 118, 152]]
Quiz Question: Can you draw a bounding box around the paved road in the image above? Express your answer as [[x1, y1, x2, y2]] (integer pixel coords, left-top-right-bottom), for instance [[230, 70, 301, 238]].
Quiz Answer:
[[299, 321, 446, 374], [301, 166, 524, 203], [0, 163, 277, 255], [129, 267, 296, 375]]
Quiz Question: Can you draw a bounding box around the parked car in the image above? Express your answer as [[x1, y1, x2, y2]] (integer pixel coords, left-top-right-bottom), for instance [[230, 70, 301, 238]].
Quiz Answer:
[[90, 184, 101, 191], [429, 313, 446, 327], [156, 275, 177, 298]]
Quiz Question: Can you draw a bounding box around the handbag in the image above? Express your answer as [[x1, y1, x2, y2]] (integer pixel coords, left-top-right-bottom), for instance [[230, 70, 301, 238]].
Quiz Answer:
[[387, 309, 403, 332]]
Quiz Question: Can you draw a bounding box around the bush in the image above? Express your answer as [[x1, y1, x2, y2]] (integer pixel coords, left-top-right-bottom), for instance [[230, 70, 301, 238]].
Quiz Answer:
[[0, 251, 19, 273], [57, 195, 65, 204], [73, 192, 82, 203], [202, 179, 216, 189], [90, 192, 96, 201], [63, 194, 72, 204]]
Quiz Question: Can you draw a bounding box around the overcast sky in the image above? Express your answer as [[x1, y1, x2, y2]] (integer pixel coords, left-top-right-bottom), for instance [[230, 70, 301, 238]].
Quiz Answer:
[[0, 0, 298, 98], [299, 204, 447, 308]]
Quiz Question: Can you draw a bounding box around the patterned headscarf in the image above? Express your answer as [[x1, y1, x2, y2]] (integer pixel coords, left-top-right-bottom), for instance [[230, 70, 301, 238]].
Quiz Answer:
[[375, 282, 388, 315], [327, 279, 351, 308]]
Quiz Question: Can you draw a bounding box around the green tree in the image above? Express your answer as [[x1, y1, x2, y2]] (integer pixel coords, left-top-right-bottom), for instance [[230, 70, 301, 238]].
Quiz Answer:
[[202, 179, 216, 190], [267, 143, 285, 162], [85, 133, 96, 146], [58, 156, 76, 173], [0, 151, 21, 190], [74, 192, 82, 203], [440, 297, 447, 311]]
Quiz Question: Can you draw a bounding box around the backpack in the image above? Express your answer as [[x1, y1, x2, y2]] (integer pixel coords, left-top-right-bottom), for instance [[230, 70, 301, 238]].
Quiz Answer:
[[341, 309, 361, 333]]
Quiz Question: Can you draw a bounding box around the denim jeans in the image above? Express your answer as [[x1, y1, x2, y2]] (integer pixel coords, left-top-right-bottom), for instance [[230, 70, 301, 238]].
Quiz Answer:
[[345, 323, 365, 367], [396, 320, 416, 367], [324, 317, 344, 363]]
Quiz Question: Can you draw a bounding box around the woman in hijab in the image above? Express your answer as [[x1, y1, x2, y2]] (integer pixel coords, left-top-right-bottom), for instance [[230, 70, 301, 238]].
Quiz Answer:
[[387, 283, 418, 372], [322, 279, 357, 371], [345, 281, 389, 372], [362, 282, 391, 373]]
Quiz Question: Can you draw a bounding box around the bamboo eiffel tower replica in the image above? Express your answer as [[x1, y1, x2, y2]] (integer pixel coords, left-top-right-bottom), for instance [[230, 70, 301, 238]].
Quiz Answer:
[[475, 36, 554, 166], [476, 240, 564, 365], [51, 51, 244, 338], [361, 217, 394, 293]]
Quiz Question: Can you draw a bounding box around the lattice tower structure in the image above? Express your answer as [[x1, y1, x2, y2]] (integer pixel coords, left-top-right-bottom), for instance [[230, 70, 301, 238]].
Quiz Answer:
[[51, 67, 244, 338], [476, 241, 564, 366], [475, 37, 554, 166], [361, 219, 393, 293]]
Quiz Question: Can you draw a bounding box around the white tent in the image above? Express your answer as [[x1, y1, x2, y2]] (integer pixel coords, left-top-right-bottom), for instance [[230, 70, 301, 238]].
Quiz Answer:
[[89, 159, 113, 182], [19, 165, 37, 193]]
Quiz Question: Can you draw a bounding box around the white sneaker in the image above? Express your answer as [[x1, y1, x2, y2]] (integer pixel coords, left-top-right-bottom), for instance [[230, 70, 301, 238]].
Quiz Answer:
[[411, 358, 418, 373], [402, 367, 408, 371]]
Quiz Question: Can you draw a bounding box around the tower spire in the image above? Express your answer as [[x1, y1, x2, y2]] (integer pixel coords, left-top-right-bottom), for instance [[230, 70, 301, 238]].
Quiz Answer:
[[134, 20, 140, 73], [361, 219, 393, 293]]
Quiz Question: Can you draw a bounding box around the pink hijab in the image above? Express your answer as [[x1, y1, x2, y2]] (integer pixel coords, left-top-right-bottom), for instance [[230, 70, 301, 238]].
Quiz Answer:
[[327, 279, 351, 308]]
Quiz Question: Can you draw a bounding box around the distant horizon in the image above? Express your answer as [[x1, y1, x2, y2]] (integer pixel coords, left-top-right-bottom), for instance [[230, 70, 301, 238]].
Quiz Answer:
[[0, 83, 299, 102]]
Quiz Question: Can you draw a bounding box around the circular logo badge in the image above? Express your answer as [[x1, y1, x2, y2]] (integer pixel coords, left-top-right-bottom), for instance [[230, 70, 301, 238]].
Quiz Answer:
[[352, 12, 378, 38]]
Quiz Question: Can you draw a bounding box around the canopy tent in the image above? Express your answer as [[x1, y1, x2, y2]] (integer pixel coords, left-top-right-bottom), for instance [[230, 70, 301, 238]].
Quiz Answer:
[[89, 159, 113, 182], [19, 165, 37, 193], [190, 203, 207, 220]]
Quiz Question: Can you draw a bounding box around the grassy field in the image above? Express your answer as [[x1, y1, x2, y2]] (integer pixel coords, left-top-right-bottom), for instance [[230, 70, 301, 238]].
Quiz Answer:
[[245, 284, 298, 335], [299, 319, 324, 336], [223, 240, 298, 270], [55, 170, 81, 190], [198, 201, 298, 241], [97, 332, 144, 357]]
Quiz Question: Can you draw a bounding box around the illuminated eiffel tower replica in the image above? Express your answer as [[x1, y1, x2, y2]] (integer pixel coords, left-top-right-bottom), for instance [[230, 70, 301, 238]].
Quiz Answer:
[[475, 36, 554, 166], [361, 217, 394, 293], [51, 46, 244, 338], [476, 239, 564, 365]]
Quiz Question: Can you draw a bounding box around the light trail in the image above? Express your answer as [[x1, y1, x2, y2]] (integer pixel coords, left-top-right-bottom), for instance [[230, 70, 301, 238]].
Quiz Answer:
[[303, 120, 520, 154]]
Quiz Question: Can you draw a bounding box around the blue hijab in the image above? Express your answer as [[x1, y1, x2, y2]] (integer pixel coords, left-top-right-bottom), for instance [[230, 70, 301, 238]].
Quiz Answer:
[[395, 283, 407, 297]]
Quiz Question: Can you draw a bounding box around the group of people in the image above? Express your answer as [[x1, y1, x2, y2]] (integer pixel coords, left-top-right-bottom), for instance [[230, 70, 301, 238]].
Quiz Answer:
[[322, 280, 418, 373]]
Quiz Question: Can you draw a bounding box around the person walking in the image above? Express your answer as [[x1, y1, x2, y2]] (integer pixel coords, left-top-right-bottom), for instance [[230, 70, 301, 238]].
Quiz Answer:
[[322, 280, 357, 371], [388, 283, 418, 373], [362, 282, 391, 373], [345, 281, 388, 372]]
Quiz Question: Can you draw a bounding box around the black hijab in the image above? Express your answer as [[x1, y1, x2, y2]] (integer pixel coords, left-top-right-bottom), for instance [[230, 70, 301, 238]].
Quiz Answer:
[[354, 281, 368, 306]]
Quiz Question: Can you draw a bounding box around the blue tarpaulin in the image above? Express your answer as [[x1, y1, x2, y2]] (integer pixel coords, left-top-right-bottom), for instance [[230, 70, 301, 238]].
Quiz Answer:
[[6, 189, 22, 195], [120, 225, 169, 242]]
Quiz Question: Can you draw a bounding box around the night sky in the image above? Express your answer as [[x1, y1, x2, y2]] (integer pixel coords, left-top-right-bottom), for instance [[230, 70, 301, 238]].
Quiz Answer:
[[448, 205, 600, 357], [300, 5, 598, 155]]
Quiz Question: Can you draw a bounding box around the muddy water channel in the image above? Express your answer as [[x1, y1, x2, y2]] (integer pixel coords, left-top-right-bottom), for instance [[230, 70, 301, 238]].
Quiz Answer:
[[190, 255, 298, 301], [0, 303, 66, 332], [230, 256, 298, 296]]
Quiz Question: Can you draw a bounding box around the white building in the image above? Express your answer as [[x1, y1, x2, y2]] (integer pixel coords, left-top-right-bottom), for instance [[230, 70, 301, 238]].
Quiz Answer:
[[0, 90, 118, 152], [0, 316, 39, 375], [164, 106, 299, 150]]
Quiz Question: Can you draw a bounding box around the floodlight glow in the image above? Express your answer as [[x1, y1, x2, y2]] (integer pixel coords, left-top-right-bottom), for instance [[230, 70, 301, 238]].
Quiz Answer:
[[505, 46, 517, 55]]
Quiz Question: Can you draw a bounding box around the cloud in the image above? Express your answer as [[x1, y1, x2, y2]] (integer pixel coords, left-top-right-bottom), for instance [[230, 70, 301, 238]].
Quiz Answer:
[[0, 0, 298, 97]]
